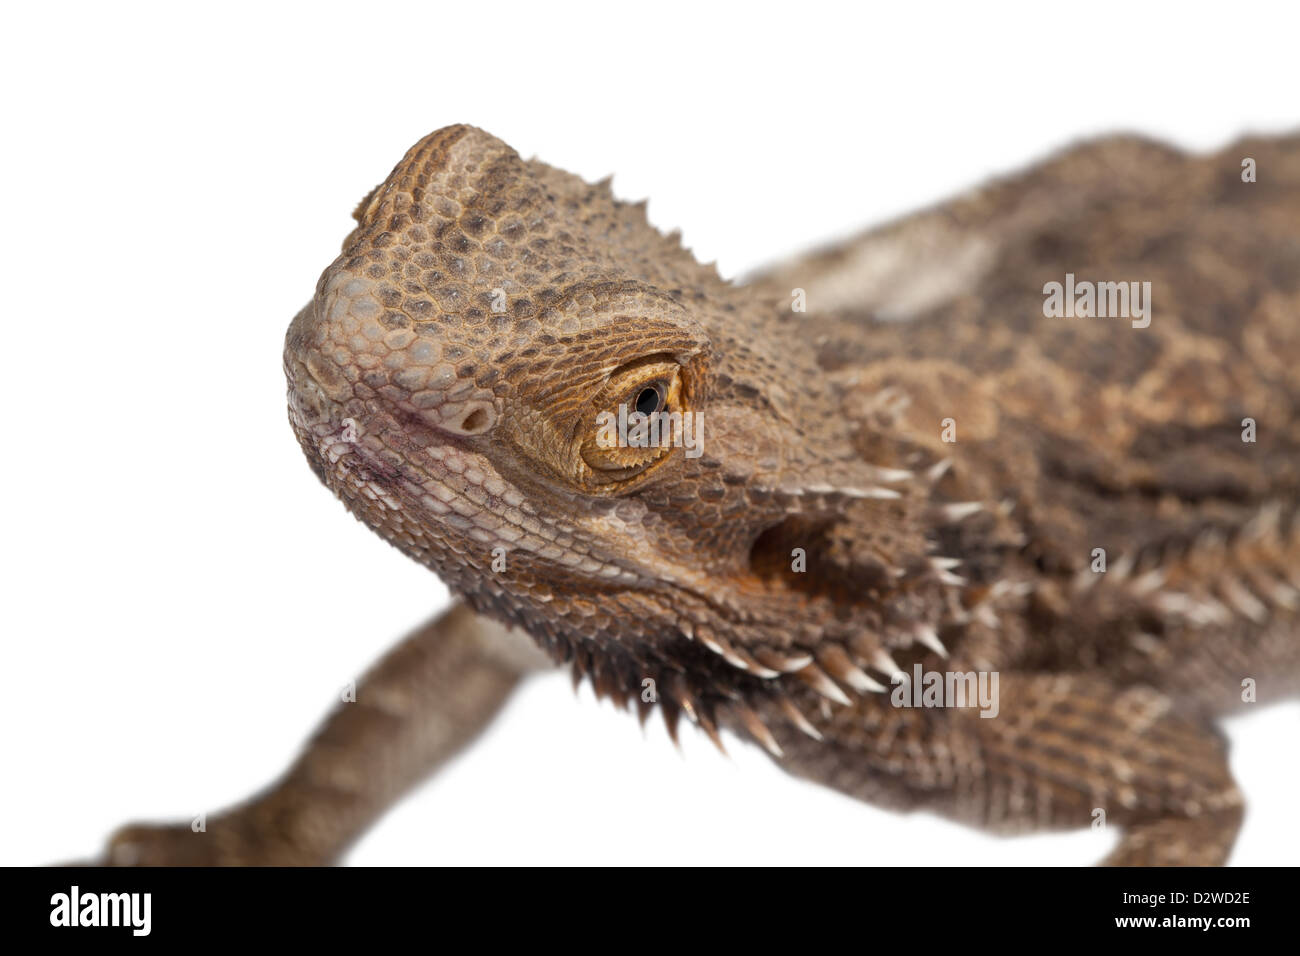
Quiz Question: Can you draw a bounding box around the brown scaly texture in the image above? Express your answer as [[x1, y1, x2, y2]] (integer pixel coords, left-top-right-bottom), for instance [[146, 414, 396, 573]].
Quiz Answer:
[[96, 126, 1299, 865]]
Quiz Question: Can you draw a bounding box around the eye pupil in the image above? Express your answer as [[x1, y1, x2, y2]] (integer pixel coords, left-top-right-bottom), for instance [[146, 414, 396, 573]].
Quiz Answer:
[[635, 386, 662, 416]]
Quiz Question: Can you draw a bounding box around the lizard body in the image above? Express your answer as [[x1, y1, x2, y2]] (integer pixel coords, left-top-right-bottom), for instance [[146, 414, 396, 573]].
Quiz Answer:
[[103, 126, 1300, 865]]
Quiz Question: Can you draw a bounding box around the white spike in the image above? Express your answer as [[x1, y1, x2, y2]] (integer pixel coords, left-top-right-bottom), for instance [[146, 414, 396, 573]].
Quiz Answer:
[[1073, 567, 1099, 593], [1269, 580, 1299, 610], [1131, 632, 1163, 655], [1221, 579, 1268, 624], [780, 484, 901, 501], [723, 644, 781, 679], [754, 648, 814, 673], [742, 658, 782, 680], [777, 698, 823, 741], [991, 579, 1034, 599], [913, 625, 949, 658], [871, 650, 907, 683], [1110, 553, 1135, 580], [720, 645, 757, 672], [819, 646, 887, 693], [1197, 597, 1234, 626], [843, 486, 902, 500], [842, 666, 887, 694], [1153, 591, 1218, 626], [797, 663, 853, 706], [925, 458, 953, 483], [867, 465, 915, 483], [1130, 568, 1167, 596], [938, 501, 983, 522], [734, 705, 783, 758], [701, 635, 777, 678]]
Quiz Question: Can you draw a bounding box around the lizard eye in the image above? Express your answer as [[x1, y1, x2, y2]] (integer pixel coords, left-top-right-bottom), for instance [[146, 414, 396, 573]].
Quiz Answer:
[[577, 357, 689, 491]]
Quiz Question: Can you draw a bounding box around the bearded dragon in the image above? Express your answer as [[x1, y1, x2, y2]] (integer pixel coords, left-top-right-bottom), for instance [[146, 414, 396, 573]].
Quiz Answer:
[[97, 125, 1300, 866]]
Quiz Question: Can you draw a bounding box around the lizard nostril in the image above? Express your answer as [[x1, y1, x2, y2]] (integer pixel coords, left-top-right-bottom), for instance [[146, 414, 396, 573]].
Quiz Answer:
[[443, 403, 494, 436], [460, 408, 490, 432]]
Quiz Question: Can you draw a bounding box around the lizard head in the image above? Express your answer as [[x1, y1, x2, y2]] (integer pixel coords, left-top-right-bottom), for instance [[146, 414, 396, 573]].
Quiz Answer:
[[285, 125, 723, 577], [285, 125, 956, 732]]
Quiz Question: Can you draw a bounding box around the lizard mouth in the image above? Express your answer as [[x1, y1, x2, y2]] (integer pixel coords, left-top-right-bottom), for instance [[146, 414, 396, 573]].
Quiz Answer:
[[284, 354, 643, 587]]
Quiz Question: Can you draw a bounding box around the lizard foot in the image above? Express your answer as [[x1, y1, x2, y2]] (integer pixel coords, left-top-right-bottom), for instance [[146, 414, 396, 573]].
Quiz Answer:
[[96, 809, 325, 866], [1101, 804, 1245, 866]]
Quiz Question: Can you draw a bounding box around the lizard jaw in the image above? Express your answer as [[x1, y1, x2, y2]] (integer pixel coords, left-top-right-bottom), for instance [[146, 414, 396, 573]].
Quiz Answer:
[[286, 344, 656, 601]]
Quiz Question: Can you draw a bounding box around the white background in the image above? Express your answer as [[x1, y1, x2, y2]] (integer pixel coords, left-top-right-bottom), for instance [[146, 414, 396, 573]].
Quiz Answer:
[[2, 1, 1296, 866]]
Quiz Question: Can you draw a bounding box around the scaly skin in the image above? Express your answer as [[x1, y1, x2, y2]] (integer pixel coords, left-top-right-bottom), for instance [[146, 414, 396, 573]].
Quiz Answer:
[[95, 126, 1300, 865]]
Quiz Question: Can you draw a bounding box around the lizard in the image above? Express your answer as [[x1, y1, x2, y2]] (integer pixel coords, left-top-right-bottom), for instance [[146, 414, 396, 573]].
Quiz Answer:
[[95, 125, 1300, 866]]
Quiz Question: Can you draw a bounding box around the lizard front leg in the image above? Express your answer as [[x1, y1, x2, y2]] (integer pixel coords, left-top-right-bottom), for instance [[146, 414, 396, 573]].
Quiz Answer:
[[770, 672, 1244, 866], [96, 603, 552, 865]]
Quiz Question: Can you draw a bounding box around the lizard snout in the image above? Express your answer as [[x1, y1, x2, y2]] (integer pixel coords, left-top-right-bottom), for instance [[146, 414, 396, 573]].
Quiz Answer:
[[285, 271, 499, 441]]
